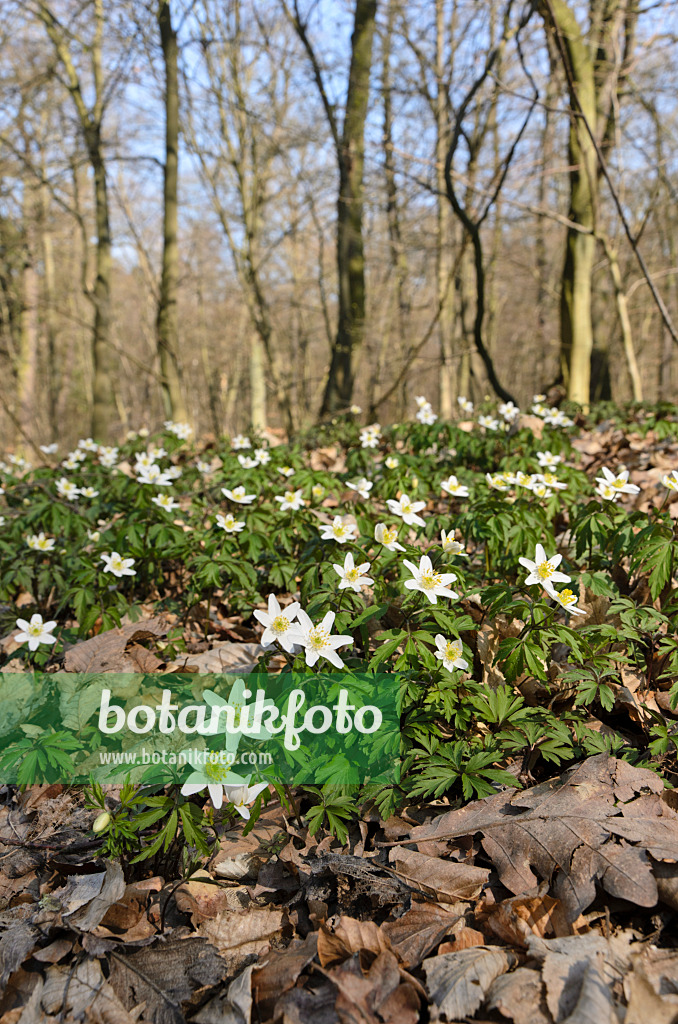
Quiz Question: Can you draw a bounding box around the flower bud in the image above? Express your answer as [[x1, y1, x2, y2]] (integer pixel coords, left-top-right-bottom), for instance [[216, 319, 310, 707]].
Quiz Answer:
[[92, 811, 111, 833]]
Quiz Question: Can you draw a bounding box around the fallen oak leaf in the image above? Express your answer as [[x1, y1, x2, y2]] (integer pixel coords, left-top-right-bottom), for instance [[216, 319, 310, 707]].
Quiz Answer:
[[318, 916, 393, 967]]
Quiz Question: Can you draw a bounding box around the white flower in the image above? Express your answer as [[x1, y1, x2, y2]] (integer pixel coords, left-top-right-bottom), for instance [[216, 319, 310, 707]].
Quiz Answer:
[[532, 403, 548, 417], [595, 466, 639, 496], [62, 455, 82, 470], [386, 493, 426, 527], [385, 456, 399, 469], [152, 493, 179, 512], [415, 395, 429, 409], [350, 404, 362, 415], [553, 588, 585, 616], [231, 435, 251, 450], [15, 613, 57, 652], [80, 486, 99, 499], [278, 466, 295, 477], [402, 555, 458, 604], [543, 409, 574, 428], [498, 401, 520, 422], [311, 484, 325, 500], [253, 594, 301, 652], [486, 473, 509, 492], [101, 551, 137, 577], [513, 471, 532, 488], [135, 451, 157, 469], [478, 415, 499, 431], [536, 450, 562, 469], [434, 635, 469, 671], [535, 472, 567, 492], [359, 425, 381, 448], [148, 445, 167, 459], [8, 454, 28, 469], [254, 448, 271, 465], [596, 481, 620, 502], [533, 393, 546, 404], [78, 437, 99, 452], [374, 522, 405, 552], [40, 443, 58, 455], [221, 781, 270, 820], [222, 486, 256, 504], [416, 403, 437, 424], [531, 483, 553, 499], [0, 516, 5, 526], [216, 512, 245, 533], [334, 552, 373, 592], [56, 477, 80, 499], [518, 543, 570, 596], [347, 477, 373, 500], [238, 454, 259, 469], [319, 515, 357, 543], [26, 532, 55, 552], [275, 489, 305, 511], [99, 446, 119, 468], [441, 475, 469, 498], [663, 471, 678, 492], [196, 459, 212, 475], [166, 466, 182, 480], [294, 609, 353, 669], [165, 421, 192, 440], [440, 531, 466, 556], [137, 465, 172, 486], [457, 396, 474, 414]]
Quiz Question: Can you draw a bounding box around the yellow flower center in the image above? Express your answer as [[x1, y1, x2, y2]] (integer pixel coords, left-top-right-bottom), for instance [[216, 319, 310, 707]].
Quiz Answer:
[[204, 761, 231, 783], [383, 528, 397, 543], [285, 492, 295, 502], [445, 642, 461, 660], [308, 627, 330, 650], [559, 589, 576, 606], [29, 624, 42, 636], [272, 615, 290, 633], [613, 476, 626, 489], [345, 568, 360, 582], [333, 524, 347, 537], [536, 561, 554, 580], [401, 501, 412, 513], [420, 570, 442, 590]]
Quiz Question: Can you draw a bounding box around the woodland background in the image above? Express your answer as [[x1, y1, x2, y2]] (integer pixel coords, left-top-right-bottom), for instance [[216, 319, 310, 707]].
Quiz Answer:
[[1, 0, 677, 446]]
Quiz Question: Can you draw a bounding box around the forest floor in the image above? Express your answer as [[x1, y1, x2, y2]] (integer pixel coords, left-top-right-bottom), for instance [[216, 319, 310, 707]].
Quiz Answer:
[[1, 406, 678, 1022]]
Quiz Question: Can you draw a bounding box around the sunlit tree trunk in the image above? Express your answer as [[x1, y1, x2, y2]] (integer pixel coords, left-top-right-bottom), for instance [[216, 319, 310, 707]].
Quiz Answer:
[[156, 0, 187, 423], [33, 0, 117, 439], [320, 0, 377, 415]]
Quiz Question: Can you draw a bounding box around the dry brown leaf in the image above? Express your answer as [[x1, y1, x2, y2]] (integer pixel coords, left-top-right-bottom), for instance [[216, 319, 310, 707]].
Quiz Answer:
[[487, 966, 551, 1024], [624, 967, 678, 1024], [197, 905, 286, 970], [65, 861, 126, 932], [174, 641, 264, 675], [252, 933, 318, 1020], [528, 931, 633, 1022], [63, 619, 166, 672], [423, 946, 517, 1022], [192, 965, 254, 1024], [317, 916, 393, 967], [31, 939, 73, 965], [485, 892, 562, 947], [438, 926, 486, 953], [388, 847, 489, 902], [382, 902, 463, 967], [41, 960, 136, 1023], [407, 755, 669, 921], [174, 870, 249, 924]]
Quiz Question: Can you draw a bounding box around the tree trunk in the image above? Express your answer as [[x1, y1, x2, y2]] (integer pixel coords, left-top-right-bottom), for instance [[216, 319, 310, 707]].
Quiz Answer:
[[88, 130, 117, 440], [17, 180, 40, 446], [156, 0, 187, 423], [250, 334, 267, 432], [320, 0, 377, 415]]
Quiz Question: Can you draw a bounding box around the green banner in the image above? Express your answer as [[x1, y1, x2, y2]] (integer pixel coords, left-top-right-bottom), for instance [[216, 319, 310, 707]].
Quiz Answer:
[[0, 671, 401, 787]]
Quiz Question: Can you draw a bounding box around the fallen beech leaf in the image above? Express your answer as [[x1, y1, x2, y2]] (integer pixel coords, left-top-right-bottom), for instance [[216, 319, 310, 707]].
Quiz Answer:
[[487, 966, 551, 1024], [66, 861, 125, 932], [485, 893, 561, 947], [192, 964, 254, 1024], [423, 946, 517, 1022], [176, 641, 264, 674], [31, 938, 73, 964], [197, 906, 286, 970], [174, 869, 249, 924], [63, 618, 166, 672], [382, 902, 463, 967], [318, 916, 393, 967], [252, 933, 318, 1019], [388, 847, 489, 902]]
